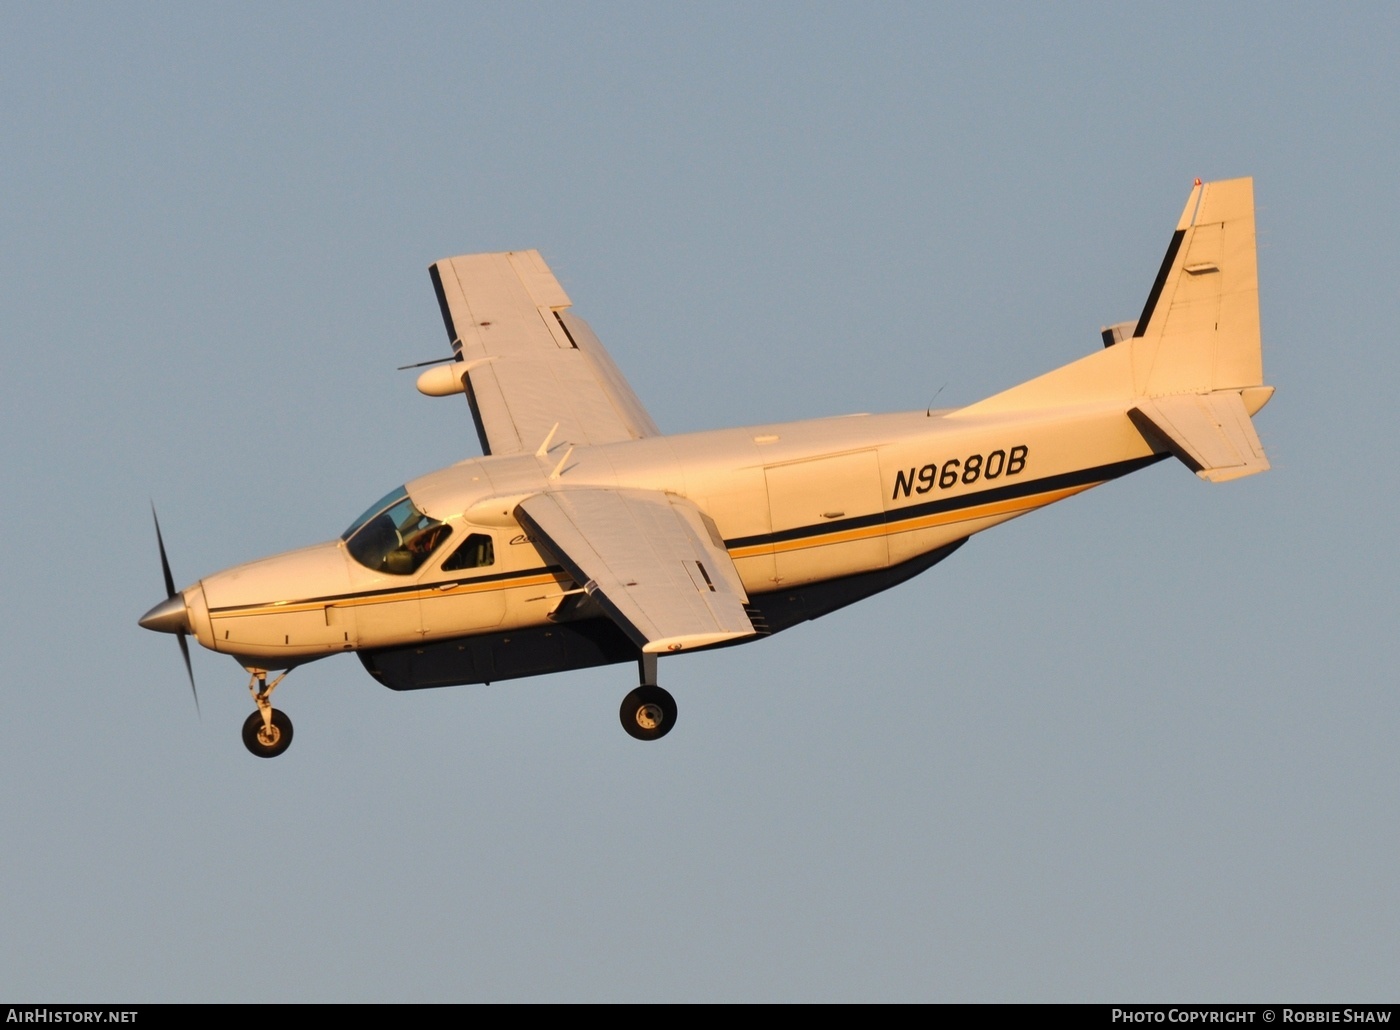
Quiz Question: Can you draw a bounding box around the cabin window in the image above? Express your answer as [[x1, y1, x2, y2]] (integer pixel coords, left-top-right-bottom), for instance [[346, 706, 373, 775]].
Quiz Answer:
[[441, 533, 495, 571], [342, 489, 451, 575]]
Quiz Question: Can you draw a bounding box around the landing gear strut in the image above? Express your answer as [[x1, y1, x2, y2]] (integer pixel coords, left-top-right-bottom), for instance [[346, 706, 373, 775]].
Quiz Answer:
[[619, 653, 676, 741], [242, 670, 293, 758]]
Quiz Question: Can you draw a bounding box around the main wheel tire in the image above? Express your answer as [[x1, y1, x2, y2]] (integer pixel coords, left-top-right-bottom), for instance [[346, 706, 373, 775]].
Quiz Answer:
[[619, 685, 677, 741], [242, 709, 293, 758]]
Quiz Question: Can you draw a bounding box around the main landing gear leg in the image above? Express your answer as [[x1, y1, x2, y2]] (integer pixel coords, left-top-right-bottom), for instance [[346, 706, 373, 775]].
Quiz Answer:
[[619, 653, 677, 742], [242, 669, 293, 758]]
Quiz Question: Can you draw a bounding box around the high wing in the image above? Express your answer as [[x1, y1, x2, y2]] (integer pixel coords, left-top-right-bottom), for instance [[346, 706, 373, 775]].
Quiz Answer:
[[429, 250, 660, 455], [515, 489, 757, 654]]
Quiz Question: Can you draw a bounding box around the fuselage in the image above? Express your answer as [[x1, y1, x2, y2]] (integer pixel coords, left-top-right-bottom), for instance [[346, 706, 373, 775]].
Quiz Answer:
[[178, 398, 1162, 671]]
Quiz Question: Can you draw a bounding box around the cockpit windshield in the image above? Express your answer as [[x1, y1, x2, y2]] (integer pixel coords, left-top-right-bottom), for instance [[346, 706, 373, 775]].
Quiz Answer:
[[343, 488, 408, 540], [341, 487, 451, 575]]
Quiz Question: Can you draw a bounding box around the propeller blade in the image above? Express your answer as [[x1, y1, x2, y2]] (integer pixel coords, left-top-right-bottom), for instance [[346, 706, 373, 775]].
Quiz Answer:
[[152, 505, 177, 600], [177, 631, 200, 719], [150, 504, 200, 719]]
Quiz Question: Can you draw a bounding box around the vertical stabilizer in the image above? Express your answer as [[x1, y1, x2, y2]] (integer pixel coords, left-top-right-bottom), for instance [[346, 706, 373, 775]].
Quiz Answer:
[[1131, 177, 1262, 396], [954, 178, 1268, 424]]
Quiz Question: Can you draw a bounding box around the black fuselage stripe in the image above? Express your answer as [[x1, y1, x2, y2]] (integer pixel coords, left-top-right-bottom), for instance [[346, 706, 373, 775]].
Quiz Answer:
[[726, 454, 1165, 549], [211, 454, 1165, 614]]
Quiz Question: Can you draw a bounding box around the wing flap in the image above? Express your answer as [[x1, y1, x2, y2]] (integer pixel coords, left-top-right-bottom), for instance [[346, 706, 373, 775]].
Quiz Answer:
[[1128, 391, 1270, 482], [429, 252, 659, 455], [516, 490, 755, 653]]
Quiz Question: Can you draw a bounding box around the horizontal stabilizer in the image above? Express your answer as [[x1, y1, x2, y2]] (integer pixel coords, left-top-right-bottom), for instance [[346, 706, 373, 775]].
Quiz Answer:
[[1128, 391, 1271, 482]]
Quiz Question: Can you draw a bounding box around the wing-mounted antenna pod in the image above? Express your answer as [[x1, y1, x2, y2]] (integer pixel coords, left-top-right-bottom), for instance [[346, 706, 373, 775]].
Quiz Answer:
[[414, 356, 500, 398], [415, 360, 469, 397], [399, 354, 469, 396]]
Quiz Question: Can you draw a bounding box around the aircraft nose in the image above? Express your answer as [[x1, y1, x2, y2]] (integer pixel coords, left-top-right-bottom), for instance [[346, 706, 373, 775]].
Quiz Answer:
[[139, 594, 190, 634]]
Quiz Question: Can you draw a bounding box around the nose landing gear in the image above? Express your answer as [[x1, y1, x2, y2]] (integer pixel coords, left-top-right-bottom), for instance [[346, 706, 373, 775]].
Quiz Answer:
[[242, 669, 293, 758], [619, 653, 677, 741]]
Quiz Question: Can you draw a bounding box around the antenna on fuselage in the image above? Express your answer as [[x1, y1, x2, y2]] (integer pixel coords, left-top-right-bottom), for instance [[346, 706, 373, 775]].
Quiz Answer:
[[926, 383, 947, 417]]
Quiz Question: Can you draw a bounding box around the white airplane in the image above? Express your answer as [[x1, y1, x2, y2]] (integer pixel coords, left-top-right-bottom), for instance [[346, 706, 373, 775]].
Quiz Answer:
[[141, 177, 1273, 757]]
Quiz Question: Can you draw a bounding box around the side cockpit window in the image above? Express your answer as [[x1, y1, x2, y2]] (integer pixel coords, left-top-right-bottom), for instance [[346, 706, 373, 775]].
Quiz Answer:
[[441, 533, 494, 572], [342, 488, 452, 575]]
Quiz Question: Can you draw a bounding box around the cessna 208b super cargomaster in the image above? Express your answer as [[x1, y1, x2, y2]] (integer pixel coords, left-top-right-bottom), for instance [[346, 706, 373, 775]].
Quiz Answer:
[[141, 178, 1273, 757]]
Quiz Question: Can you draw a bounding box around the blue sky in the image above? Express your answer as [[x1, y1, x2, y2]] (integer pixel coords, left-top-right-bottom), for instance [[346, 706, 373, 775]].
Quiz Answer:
[[2, 3, 1397, 1001]]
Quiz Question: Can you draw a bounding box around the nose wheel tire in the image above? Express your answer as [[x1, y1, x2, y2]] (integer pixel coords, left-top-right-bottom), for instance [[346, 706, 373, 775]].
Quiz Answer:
[[242, 709, 294, 758], [620, 685, 677, 741]]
